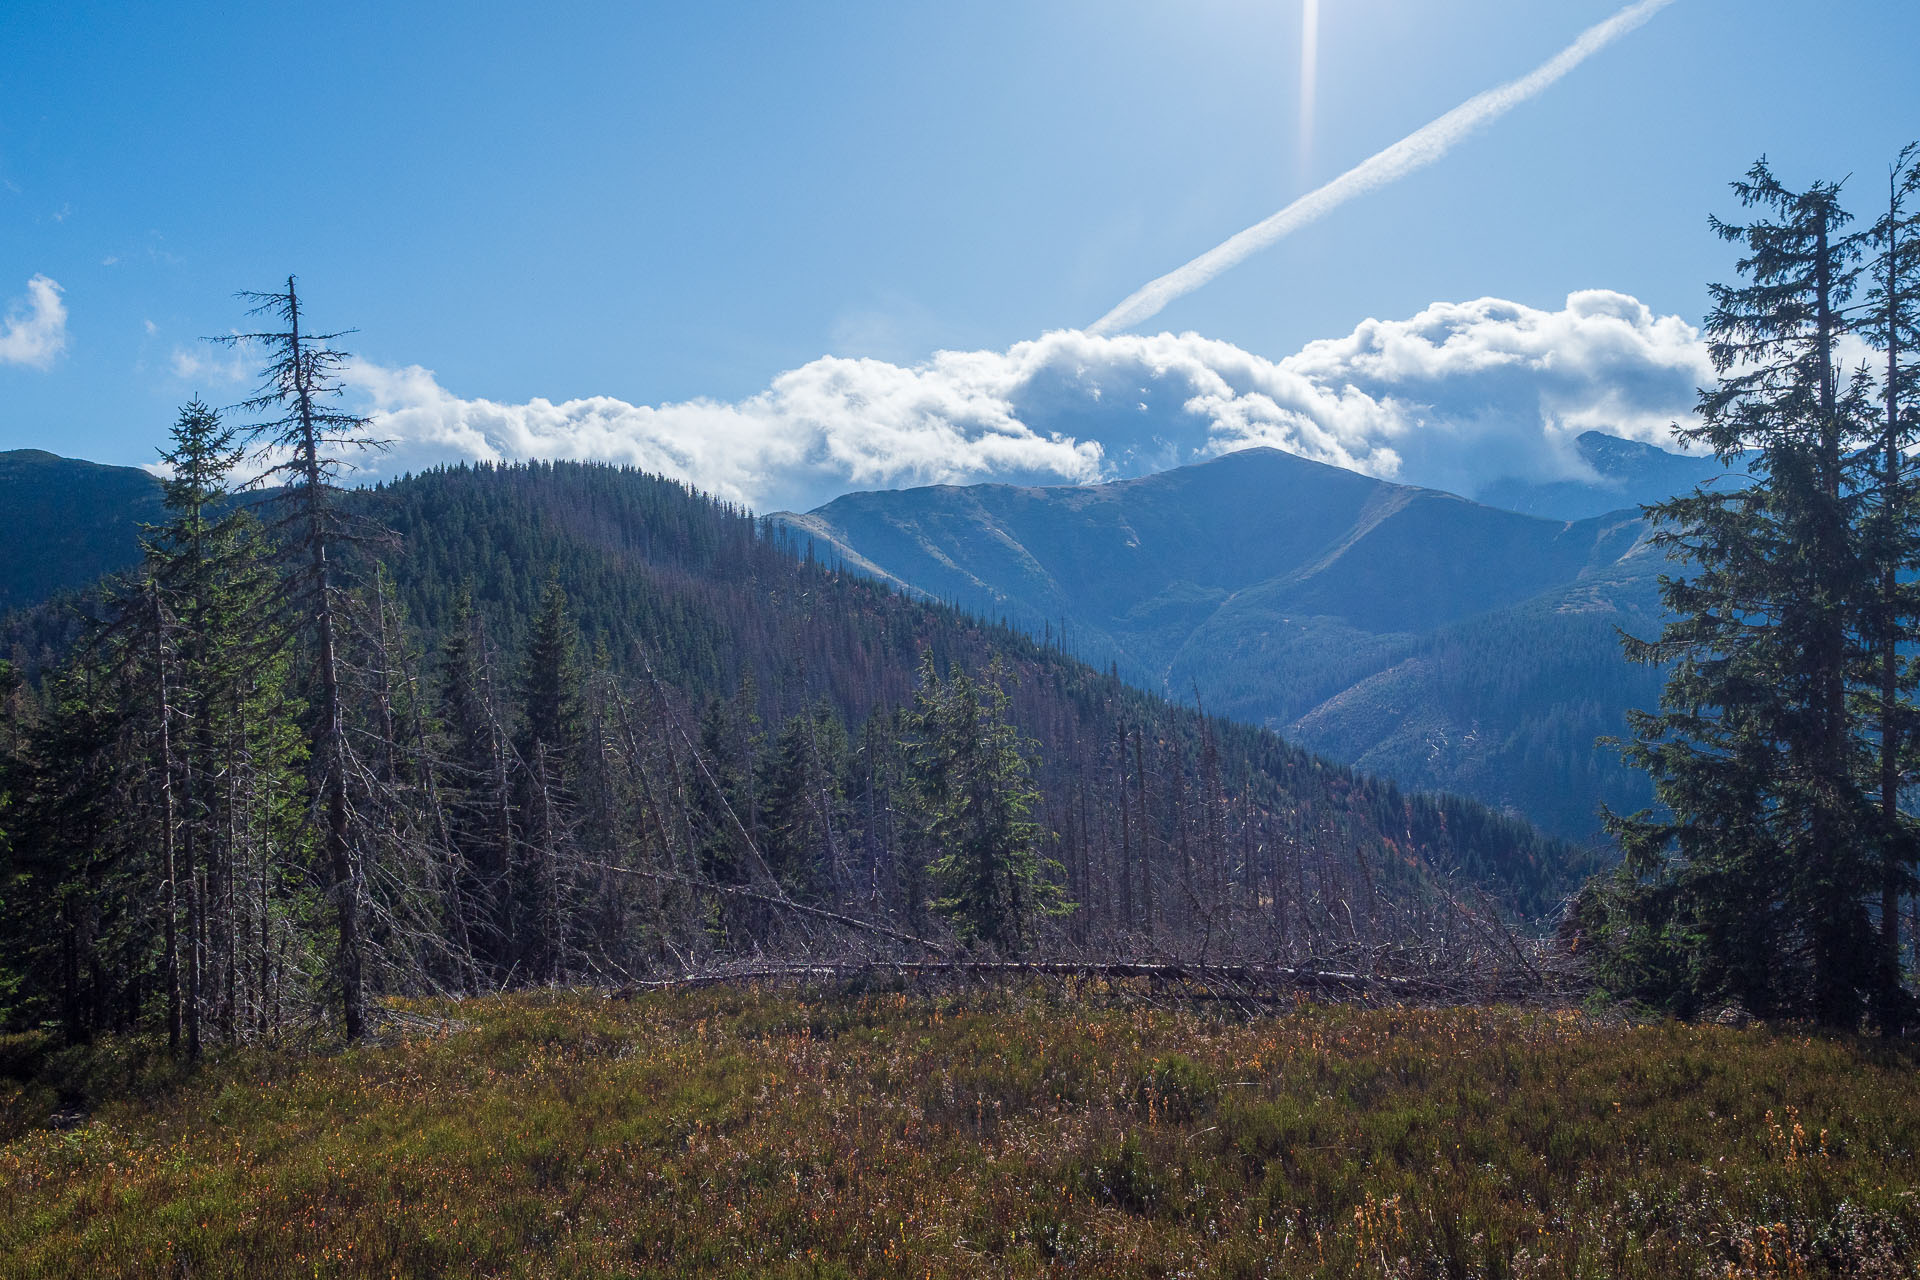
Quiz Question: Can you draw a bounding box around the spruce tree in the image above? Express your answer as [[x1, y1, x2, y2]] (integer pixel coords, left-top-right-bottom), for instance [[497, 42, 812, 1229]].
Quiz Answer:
[[132, 399, 315, 1051], [905, 654, 1067, 954], [1600, 160, 1884, 1023], [432, 592, 515, 984], [1856, 144, 1920, 1019], [513, 578, 581, 982], [145, 401, 244, 1055], [760, 703, 850, 903]]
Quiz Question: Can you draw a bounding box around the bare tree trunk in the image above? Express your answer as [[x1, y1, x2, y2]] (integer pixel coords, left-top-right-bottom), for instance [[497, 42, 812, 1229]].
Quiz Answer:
[[149, 580, 183, 1057]]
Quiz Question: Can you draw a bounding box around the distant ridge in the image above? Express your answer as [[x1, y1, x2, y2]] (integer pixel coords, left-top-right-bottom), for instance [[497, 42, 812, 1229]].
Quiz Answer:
[[776, 443, 1678, 842], [0, 449, 164, 616]]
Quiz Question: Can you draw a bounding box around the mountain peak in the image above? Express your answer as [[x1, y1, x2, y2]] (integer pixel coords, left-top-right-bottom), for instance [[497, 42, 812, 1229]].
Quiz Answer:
[[1474, 431, 1730, 520]]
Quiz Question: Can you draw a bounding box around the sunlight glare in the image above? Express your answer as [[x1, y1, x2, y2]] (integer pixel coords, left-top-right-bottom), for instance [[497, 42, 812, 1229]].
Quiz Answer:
[[1299, 0, 1320, 177]]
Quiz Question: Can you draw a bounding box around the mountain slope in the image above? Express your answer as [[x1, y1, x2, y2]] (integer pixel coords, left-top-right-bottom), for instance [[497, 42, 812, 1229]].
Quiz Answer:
[[354, 463, 1599, 921], [0, 443, 1666, 849], [0, 458, 1592, 926], [777, 447, 1674, 841], [0, 450, 164, 615]]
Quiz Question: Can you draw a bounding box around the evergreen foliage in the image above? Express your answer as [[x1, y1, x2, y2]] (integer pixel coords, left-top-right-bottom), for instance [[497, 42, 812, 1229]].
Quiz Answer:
[[905, 655, 1065, 953], [1584, 152, 1920, 1028]]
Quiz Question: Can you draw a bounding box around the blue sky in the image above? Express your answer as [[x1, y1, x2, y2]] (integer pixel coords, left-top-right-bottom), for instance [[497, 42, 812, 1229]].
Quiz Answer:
[[3, 0, 1917, 509]]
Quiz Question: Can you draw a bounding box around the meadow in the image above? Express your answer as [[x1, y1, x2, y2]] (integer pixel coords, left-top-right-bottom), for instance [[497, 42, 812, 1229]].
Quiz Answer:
[[2, 985, 1917, 1278]]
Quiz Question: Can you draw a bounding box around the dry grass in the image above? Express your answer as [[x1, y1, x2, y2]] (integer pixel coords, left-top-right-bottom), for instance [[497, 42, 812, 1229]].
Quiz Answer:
[[3, 986, 1918, 1277]]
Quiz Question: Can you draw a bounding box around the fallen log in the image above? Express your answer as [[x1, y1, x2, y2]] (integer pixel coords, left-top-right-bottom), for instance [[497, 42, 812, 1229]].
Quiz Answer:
[[609, 958, 1537, 1003]]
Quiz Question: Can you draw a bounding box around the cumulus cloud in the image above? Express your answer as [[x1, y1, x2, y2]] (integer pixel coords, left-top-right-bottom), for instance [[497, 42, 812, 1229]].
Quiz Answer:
[[337, 290, 1710, 512], [0, 275, 69, 369], [1262, 290, 1713, 496], [345, 354, 1105, 513]]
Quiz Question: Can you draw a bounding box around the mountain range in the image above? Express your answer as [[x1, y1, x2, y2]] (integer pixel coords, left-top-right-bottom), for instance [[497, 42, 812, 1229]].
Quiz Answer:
[[775, 431, 1734, 842], [1476, 430, 1738, 520]]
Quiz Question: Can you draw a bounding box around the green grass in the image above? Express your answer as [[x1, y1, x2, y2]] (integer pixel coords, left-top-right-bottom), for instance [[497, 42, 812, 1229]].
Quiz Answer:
[[3, 988, 1918, 1277]]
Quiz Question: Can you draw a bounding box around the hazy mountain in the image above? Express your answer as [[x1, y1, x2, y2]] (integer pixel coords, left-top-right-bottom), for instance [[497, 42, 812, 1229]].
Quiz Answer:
[[1474, 430, 1740, 520], [777, 445, 1680, 842], [0, 450, 165, 616]]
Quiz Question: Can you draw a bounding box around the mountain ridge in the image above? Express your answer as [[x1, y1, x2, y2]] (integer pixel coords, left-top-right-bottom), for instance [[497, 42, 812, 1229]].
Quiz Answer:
[[1, 440, 1683, 844], [774, 444, 1678, 841]]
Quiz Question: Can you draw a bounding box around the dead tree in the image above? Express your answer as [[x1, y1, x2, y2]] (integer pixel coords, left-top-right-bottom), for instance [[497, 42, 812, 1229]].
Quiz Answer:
[[217, 277, 388, 1041]]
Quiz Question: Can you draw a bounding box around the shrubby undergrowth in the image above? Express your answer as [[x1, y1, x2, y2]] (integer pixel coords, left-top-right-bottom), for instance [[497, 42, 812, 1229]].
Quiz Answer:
[[3, 988, 1916, 1278]]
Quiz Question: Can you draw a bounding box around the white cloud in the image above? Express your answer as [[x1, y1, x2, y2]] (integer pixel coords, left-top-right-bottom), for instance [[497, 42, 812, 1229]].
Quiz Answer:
[[1262, 290, 1713, 496], [336, 290, 1710, 512], [0, 275, 69, 369], [345, 352, 1107, 512]]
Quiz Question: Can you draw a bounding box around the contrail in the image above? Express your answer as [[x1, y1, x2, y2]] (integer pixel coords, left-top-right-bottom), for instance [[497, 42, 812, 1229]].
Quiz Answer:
[[1089, 0, 1678, 336]]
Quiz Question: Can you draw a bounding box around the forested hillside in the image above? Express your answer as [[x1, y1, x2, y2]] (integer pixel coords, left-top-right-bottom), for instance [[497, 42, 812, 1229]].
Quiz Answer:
[[0, 452, 1583, 1048], [0, 442, 1693, 841], [0, 450, 163, 615], [357, 459, 1584, 922]]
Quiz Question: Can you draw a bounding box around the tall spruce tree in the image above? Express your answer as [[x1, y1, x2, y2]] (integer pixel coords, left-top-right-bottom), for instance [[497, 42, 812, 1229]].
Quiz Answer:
[[137, 400, 315, 1053], [146, 401, 239, 1056], [1597, 160, 1889, 1024]]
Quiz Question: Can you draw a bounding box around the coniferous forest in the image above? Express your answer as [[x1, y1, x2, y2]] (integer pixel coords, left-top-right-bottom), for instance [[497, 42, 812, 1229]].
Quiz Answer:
[[7, 150, 1920, 1051]]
